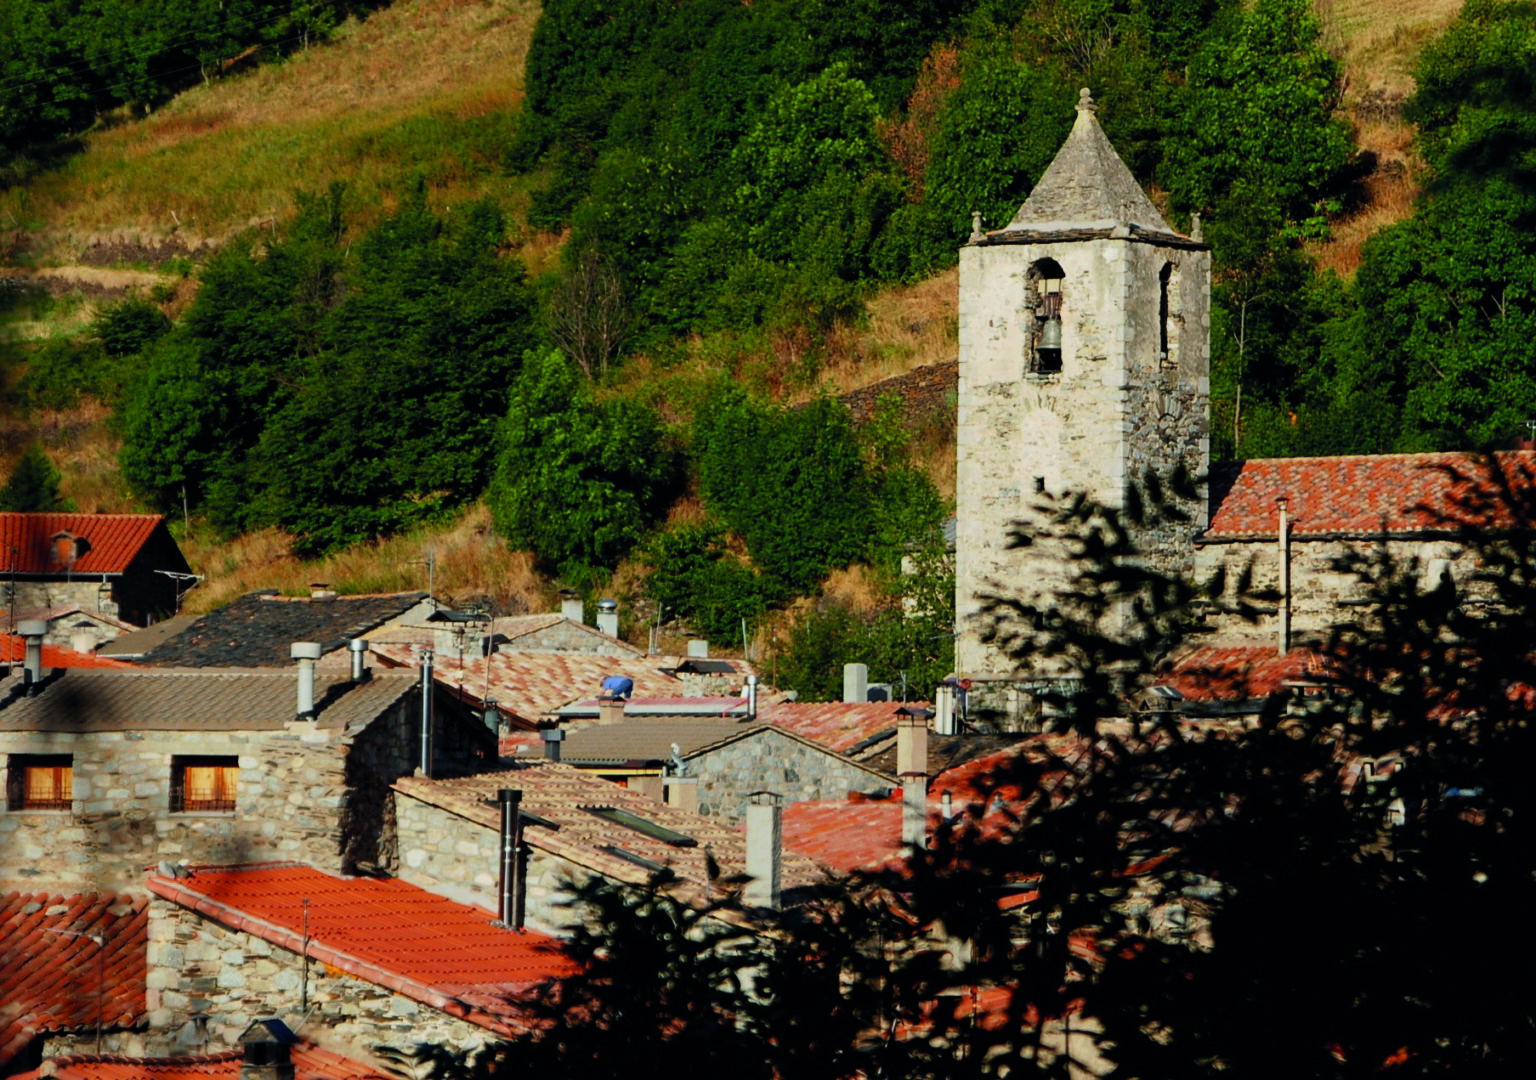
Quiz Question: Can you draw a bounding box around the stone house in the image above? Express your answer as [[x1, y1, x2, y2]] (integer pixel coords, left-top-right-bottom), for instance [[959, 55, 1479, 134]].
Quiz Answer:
[[392, 762, 823, 931], [0, 664, 494, 893], [0, 607, 139, 654], [141, 862, 576, 1058], [0, 514, 192, 628]]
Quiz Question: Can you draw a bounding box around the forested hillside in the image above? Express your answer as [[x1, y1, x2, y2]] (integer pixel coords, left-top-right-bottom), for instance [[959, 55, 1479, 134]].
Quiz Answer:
[[4, 0, 1533, 695]]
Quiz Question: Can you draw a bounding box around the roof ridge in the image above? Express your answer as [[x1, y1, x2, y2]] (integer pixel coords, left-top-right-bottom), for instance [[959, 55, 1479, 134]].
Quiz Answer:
[[1234, 450, 1532, 466]]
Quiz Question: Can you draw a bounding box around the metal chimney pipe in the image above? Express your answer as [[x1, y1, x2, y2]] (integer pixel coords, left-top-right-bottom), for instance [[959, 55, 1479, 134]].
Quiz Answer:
[[18, 619, 47, 686], [596, 598, 619, 638], [419, 650, 435, 778], [348, 638, 370, 682], [744, 791, 783, 910], [1277, 498, 1291, 656], [497, 789, 523, 929], [541, 727, 564, 762], [745, 674, 759, 720], [290, 642, 322, 720]]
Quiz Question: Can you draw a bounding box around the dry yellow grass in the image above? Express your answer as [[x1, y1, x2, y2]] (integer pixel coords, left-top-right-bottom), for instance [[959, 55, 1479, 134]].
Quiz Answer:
[[1, 0, 541, 261], [1319, 0, 1464, 100], [803, 268, 960, 401], [1310, 120, 1421, 276]]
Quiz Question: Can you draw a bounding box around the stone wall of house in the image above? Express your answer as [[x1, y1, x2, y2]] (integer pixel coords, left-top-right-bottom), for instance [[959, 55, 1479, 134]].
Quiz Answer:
[[0, 691, 476, 891], [691, 730, 891, 822], [140, 898, 493, 1059], [955, 235, 1210, 695], [506, 622, 635, 657], [393, 793, 588, 934], [3, 580, 122, 622]]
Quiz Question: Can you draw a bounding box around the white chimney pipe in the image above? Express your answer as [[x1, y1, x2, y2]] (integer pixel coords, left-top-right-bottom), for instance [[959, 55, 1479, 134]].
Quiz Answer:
[[935, 685, 957, 735], [18, 620, 47, 686], [902, 773, 929, 849], [843, 663, 868, 704], [745, 674, 759, 719], [596, 598, 619, 638], [290, 642, 322, 719], [349, 638, 370, 682], [744, 791, 783, 910]]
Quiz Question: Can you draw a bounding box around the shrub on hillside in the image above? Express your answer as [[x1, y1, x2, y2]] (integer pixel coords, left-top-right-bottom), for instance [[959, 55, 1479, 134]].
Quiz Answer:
[[640, 522, 768, 646]]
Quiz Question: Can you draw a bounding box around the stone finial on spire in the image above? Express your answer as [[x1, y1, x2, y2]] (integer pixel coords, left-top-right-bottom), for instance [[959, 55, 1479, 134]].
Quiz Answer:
[[1076, 87, 1095, 113]]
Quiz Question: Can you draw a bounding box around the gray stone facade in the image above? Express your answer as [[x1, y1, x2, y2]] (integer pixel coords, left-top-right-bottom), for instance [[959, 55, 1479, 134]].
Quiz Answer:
[[395, 794, 588, 934], [0, 683, 493, 892], [142, 898, 492, 1058], [687, 728, 892, 822], [954, 93, 1210, 714], [3, 581, 128, 624]]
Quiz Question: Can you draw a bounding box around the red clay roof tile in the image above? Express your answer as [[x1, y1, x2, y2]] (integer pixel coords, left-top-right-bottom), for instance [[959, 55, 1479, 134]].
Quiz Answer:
[[0, 636, 136, 669], [757, 700, 923, 753], [1204, 451, 1536, 540], [13, 1042, 391, 1080], [1159, 646, 1329, 701], [146, 864, 577, 1037], [0, 893, 148, 1068], [0, 514, 170, 576]]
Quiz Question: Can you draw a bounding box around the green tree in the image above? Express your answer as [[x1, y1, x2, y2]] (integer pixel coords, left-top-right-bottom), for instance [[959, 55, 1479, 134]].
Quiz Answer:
[[0, 443, 71, 512], [489, 348, 678, 573]]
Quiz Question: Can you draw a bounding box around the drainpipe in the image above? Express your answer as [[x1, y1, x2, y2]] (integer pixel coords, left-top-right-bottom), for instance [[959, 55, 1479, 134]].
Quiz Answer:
[[744, 791, 783, 910], [497, 789, 525, 930], [290, 642, 322, 720], [349, 638, 370, 682], [1277, 497, 1291, 656], [18, 620, 47, 688], [419, 650, 435, 778]]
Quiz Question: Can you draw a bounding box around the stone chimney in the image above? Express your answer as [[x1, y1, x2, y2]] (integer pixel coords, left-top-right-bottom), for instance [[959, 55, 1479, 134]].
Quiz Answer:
[[896, 707, 932, 778], [687, 639, 709, 659], [290, 642, 322, 720], [18, 620, 47, 686], [842, 662, 868, 704], [238, 1019, 296, 1080], [664, 776, 698, 813], [744, 791, 783, 910], [560, 589, 584, 624], [597, 693, 626, 725], [902, 773, 929, 850]]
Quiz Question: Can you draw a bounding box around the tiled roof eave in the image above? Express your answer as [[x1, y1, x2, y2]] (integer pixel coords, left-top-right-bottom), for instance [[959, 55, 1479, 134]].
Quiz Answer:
[[145, 876, 542, 1037], [1196, 524, 1511, 543]]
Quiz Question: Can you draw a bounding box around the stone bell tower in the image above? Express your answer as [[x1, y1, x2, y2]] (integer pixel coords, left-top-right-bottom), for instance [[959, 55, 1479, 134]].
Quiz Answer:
[[954, 89, 1211, 713]]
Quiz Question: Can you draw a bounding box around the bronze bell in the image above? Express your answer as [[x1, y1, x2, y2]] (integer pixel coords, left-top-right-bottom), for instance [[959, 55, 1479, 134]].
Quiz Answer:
[[1040, 315, 1063, 350]]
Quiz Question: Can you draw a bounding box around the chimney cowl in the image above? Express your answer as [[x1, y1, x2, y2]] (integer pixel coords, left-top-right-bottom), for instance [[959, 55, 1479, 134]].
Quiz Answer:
[[290, 642, 323, 661], [348, 638, 370, 682]]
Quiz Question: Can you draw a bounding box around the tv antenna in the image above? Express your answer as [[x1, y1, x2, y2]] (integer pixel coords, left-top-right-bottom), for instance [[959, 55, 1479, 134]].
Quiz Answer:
[[155, 570, 204, 614]]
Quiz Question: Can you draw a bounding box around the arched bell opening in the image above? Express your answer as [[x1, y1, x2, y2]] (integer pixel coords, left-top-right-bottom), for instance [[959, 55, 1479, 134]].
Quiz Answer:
[[1027, 258, 1065, 374]]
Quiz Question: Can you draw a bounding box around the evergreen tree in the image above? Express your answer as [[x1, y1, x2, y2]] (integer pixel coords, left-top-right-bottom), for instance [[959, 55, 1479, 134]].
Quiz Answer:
[[0, 443, 71, 513]]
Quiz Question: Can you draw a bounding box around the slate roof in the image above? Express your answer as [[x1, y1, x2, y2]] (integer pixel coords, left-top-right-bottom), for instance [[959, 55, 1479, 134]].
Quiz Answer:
[[1003, 89, 1173, 235], [1203, 451, 1536, 540], [0, 668, 418, 733], [394, 763, 824, 908], [757, 700, 922, 754], [0, 514, 175, 577], [0, 636, 136, 669], [0, 892, 148, 1069], [372, 645, 690, 725], [136, 592, 427, 668], [14, 1043, 391, 1080], [147, 864, 577, 1037]]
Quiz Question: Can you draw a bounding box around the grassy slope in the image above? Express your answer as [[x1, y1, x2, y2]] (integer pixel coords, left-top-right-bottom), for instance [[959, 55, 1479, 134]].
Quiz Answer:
[[0, 0, 1466, 618]]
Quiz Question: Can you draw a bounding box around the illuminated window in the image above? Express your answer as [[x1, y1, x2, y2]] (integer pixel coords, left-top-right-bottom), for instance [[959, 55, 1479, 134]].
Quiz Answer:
[[171, 756, 239, 813], [7, 755, 73, 811]]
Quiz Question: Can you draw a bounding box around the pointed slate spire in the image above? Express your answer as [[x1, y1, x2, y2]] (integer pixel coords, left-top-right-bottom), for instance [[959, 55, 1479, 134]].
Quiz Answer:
[[1005, 89, 1172, 234]]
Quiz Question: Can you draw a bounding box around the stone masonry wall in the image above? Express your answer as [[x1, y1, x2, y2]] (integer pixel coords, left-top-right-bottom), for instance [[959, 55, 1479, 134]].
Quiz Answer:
[[4, 580, 122, 622], [394, 793, 588, 934], [141, 898, 493, 1059], [507, 622, 635, 657], [690, 730, 891, 822]]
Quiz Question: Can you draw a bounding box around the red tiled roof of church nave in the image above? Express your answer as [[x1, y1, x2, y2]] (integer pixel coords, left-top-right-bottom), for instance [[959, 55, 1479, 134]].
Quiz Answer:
[[757, 700, 922, 752], [0, 514, 169, 575], [1158, 646, 1331, 702], [1204, 451, 1536, 540], [147, 864, 577, 1036], [0, 893, 148, 1068]]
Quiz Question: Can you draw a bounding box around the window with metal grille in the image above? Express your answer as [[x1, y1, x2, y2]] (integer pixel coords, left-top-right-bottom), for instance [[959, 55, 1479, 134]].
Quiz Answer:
[[7, 755, 73, 811], [171, 756, 239, 813]]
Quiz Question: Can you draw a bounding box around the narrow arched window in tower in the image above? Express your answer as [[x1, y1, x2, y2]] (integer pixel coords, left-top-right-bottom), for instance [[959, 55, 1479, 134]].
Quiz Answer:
[[1027, 258, 1065, 374], [1159, 260, 1182, 370]]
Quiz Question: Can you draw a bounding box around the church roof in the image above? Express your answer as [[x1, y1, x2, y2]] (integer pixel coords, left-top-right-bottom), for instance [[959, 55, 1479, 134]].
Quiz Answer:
[[1004, 89, 1173, 235]]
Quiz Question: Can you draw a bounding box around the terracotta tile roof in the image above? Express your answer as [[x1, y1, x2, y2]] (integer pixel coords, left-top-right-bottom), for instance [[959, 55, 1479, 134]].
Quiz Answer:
[[0, 636, 136, 669], [554, 696, 750, 719], [15, 1043, 390, 1080], [756, 700, 923, 753], [146, 864, 577, 1037], [373, 645, 690, 725], [1204, 451, 1536, 540], [860, 734, 1035, 778], [0, 514, 175, 577], [0, 893, 148, 1068], [1158, 646, 1330, 702], [394, 763, 824, 907], [0, 669, 418, 733], [137, 593, 427, 668]]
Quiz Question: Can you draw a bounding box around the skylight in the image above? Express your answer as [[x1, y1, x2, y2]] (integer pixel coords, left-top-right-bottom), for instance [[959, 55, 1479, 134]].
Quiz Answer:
[[581, 805, 697, 847]]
